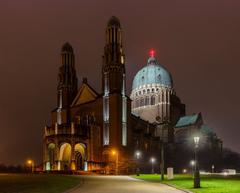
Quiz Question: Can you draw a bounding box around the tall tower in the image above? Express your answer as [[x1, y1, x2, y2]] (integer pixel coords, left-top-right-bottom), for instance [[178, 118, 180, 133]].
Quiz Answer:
[[102, 16, 127, 147], [56, 42, 78, 124]]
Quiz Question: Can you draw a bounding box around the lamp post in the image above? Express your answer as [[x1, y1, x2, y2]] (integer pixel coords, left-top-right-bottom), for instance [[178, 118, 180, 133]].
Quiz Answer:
[[212, 165, 215, 174], [150, 157, 156, 174], [156, 116, 169, 181], [27, 159, 34, 173], [135, 151, 141, 176], [112, 150, 118, 175], [193, 136, 200, 188]]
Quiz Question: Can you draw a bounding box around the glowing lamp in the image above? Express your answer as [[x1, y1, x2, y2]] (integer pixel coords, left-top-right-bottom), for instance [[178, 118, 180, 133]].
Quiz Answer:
[[150, 157, 156, 163], [135, 151, 141, 159], [190, 160, 195, 166], [149, 49, 156, 57], [194, 136, 200, 147]]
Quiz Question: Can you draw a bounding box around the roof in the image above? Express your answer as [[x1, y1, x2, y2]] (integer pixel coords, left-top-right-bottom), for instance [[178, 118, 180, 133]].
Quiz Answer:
[[200, 124, 214, 134], [61, 42, 73, 53], [107, 16, 121, 27], [71, 80, 99, 106], [132, 56, 172, 90], [175, 114, 200, 128]]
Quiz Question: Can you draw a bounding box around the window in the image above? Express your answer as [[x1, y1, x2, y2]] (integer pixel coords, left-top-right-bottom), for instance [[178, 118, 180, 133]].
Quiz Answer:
[[140, 98, 144, 107], [145, 96, 150, 106], [151, 96, 155, 105], [136, 99, 139, 108], [147, 89, 150, 93], [144, 142, 148, 150], [152, 88, 154, 93], [143, 90, 146, 94]]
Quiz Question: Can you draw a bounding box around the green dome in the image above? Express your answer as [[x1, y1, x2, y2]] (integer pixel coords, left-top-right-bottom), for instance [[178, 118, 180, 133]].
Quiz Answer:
[[132, 56, 173, 90]]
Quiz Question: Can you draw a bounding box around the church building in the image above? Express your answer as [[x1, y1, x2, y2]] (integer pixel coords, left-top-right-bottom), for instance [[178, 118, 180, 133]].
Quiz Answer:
[[43, 16, 222, 174], [43, 16, 161, 174]]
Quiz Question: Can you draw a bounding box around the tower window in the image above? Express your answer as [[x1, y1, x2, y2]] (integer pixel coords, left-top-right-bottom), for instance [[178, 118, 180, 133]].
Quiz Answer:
[[152, 88, 154, 93], [143, 90, 146, 94], [147, 89, 150, 94]]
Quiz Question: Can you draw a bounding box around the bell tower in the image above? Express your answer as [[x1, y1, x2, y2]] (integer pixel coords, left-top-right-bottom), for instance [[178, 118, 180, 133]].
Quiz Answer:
[[56, 42, 78, 124], [102, 16, 127, 147]]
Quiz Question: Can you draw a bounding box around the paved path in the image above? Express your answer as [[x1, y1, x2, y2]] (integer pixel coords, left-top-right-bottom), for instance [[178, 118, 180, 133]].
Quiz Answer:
[[68, 175, 186, 193]]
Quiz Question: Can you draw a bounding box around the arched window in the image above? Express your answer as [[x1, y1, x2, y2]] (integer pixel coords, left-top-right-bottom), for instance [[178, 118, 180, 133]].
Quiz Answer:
[[143, 90, 146, 94], [140, 98, 144, 107], [152, 88, 154, 93], [147, 89, 150, 93], [136, 99, 139, 108], [145, 96, 150, 106], [151, 96, 155, 105]]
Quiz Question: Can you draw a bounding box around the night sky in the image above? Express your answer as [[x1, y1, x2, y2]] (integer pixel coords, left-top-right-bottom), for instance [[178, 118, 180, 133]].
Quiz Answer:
[[0, 0, 240, 165]]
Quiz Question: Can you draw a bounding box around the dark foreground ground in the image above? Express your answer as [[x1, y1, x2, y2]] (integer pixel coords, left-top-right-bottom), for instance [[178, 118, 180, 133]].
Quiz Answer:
[[0, 174, 185, 193], [0, 173, 79, 193]]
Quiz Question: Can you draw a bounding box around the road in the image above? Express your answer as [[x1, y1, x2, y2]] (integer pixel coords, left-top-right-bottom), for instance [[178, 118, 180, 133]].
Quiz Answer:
[[67, 175, 186, 193]]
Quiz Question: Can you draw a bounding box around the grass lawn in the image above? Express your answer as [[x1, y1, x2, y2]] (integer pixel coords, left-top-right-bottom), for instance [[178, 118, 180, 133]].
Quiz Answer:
[[134, 174, 240, 193], [0, 173, 80, 193]]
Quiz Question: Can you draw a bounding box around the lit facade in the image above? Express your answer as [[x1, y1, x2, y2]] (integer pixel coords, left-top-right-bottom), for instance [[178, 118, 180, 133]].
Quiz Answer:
[[42, 16, 222, 173], [130, 52, 185, 141], [43, 16, 157, 174]]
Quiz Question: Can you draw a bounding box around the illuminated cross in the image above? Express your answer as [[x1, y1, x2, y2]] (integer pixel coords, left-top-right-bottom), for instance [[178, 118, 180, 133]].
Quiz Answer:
[[149, 49, 156, 57]]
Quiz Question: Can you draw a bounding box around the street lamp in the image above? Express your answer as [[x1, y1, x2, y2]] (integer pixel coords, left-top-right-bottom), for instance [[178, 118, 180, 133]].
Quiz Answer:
[[112, 150, 119, 175], [193, 136, 200, 188], [135, 151, 141, 176], [150, 157, 156, 174], [136, 151, 141, 159], [27, 159, 34, 173], [212, 165, 215, 174], [156, 116, 169, 181]]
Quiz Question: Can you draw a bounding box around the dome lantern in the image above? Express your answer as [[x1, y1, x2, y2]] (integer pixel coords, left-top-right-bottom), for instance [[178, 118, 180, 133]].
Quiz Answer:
[[132, 52, 173, 91]]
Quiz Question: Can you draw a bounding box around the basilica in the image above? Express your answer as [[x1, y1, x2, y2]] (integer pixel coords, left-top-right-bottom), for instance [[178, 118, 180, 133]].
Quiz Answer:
[[43, 16, 222, 174]]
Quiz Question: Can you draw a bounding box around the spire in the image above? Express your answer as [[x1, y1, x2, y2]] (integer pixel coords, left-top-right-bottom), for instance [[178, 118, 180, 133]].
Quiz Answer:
[[57, 42, 78, 110], [103, 16, 124, 65], [102, 16, 125, 93]]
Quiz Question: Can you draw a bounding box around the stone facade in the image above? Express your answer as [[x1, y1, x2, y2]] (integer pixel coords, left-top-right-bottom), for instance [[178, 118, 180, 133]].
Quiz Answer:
[[43, 16, 157, 174]]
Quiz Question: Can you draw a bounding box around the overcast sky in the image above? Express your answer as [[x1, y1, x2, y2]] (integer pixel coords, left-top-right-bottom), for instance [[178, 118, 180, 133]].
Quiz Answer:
[[0, 0, 240, 165]]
